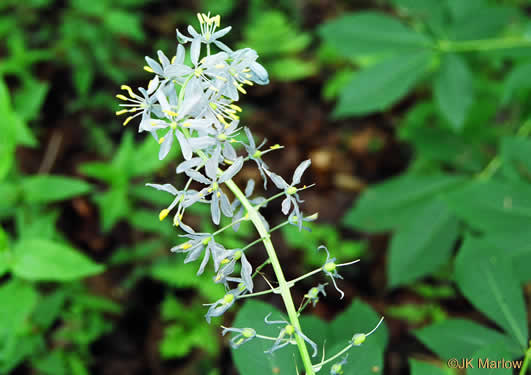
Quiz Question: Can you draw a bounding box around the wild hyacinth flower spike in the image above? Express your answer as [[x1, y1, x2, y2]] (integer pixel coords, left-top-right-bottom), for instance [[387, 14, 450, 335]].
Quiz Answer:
[[118, 13, 383, 375]]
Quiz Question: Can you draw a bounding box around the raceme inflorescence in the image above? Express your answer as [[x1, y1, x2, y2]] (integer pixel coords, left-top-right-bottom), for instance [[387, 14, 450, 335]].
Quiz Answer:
[[117, 12, 383, 374]]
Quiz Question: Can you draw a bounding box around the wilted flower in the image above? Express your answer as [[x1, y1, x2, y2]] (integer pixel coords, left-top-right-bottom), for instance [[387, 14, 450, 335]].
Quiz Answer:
[[330, 355, 348, 375], [305, 284, 327, 307], [222, 327, 257, 349], [263, 313, 318, 357], [319, 245, 346, 299], [204, 284, 247, 323]]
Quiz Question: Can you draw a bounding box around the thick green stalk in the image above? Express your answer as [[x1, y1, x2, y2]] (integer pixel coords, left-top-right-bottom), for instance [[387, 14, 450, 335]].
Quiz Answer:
[[224, 178, 316, 375]]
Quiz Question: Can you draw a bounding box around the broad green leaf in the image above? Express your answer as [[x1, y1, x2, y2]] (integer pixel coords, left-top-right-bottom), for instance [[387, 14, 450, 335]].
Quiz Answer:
[[13, 78, 49, 123], [34, 350, 68, 375], [328, 300, 388, 375], [468, 345, 517, 375], [502, 62, 531, 104], [79, 161, 117, 184], [334, 51, 432, 117], [434, 54, 474, 131], [231, 300, 298, 375], [12, 239, 104, 281], [455, 236, 528, 349], [409, 359, 449, 375], [444, 180, 531, 251], [449, 5, 518, 41], [94, 186, 130, 232], [104, 11, 145, 42], [151, 260, 224, 301], [446, 0, 485, 20], [415, 319, 521, 360], [343, 174, 465, 232], [501, 136, 531, 181], [318, 12, 432, 58], [389, 0, 447, 36], [268, 58, 317, 81], [0, 280, 38, 339], [129, 136, 177, 177], [512, 247, 531, 283], [388, 199, 459, 287], [32, 290, 67, 330], [21, 175, 92, 204]]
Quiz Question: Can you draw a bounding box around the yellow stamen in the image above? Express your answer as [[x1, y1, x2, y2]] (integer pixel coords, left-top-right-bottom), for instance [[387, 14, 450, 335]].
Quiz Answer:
[[116, 94, 129, 101], [215, 64, 226, 69], [123, 116, 134, 126], [163, 109, 179, 117], [115, 109, 128, 116], [270, 144, 282, 150], [120, 85, 134, 97], [235, 83, 247, 94], [171, 56, 176, 64], [197, 13, 204, 24], [216, 114, 229, 126], [144, 66, 154, 73], [229, 104, 242, 112], [215, 15, 220, 27], [159, 209, 170, 221], [182, 122, 191, 127], [180, 242, 192, 250], [243, 79, 254, 86], [158, 137, 165, 144]]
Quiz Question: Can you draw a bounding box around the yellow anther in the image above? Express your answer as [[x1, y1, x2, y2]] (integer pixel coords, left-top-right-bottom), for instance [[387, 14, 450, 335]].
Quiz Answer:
[[270, 144, 282, 150], [171, 56, 176, 64], [194, 68, 203, 77], [158, 137, 165, 144], [229, 113, 239, 121], [209, 85, 219, 92], [215, 64, 226, 69], [209, 102, 218, 110], [214, 75, 227, 82], [115, 109, 128, 116], [180, 242, 192, 250], [217, 191, 221, 198], [229, 139, 237, 143], [215, 15, 220, 27], [243, 80, 254, 86], [159, 209, 170, 221], [215, 273, 222, 282], [216, 114, 229, 126], [143, 66, 154, 73], [163, 109, 179, 117], [236, 84, 247, 94], [182, 122, 191, 127], [245, 73, 252, 78], [243, 68, 250, 73], [220, 258, 230, 265], [116, 94, 129, 101], [229, 104, 242, 112], [123, 116, 134, 126], [197, 13, 204, 24], [120, 85, 135, 97], [224, 159, 234, 165]]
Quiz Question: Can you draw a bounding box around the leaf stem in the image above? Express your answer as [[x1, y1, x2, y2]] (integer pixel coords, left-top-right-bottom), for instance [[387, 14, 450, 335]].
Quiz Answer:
[[438, 37, 531, 53], [519, 342, 531, 375]]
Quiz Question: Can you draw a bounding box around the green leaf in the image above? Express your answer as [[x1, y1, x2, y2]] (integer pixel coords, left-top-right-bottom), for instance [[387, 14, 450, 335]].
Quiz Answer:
[[94, 186, 130, 232], [129, 136, 177, 177], [12, 239, 104, 281], [104, 11, 145, 42], [79, 161, 117, 184], [502, 62, 531, 104], [13, 79, 49, 122], [0, 280, 38, 339], [448, 5, 518, 41], [468, 345, 516, 375], [434, 54, 474, 131], [342, 173, 465, 232], [444, 180, 531, 251], [230, 300, 298, 375], [334, 51, 432, 117], [388, 199, 459, 287], [326, 300, 388, 375], [21, 175, 92, 204], [500, 136, 531, 181], [455, 236, 528, 349], [268, 57, 317, 81], [318, 12, 432, 58], [409, 359, 449, 375], [512, 248, 531, 283], [415, 319, 521, 360]]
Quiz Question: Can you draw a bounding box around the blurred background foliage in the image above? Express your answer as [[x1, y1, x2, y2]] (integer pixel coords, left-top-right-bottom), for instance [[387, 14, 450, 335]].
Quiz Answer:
[[1, 0, 531, 374]]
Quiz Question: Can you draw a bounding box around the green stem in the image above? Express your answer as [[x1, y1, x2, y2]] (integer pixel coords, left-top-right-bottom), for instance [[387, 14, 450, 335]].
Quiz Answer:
[[224, 178, 316, 375], [438, 37, 531, 53], [477, 118, 531, 180], [519, 342, 531, 375]]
